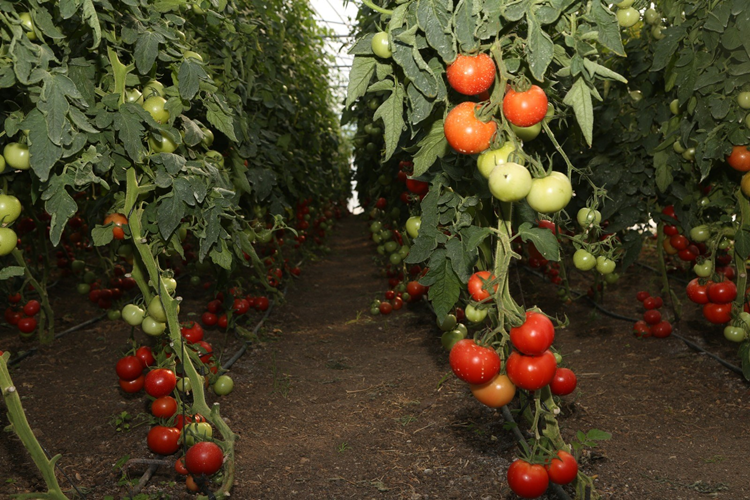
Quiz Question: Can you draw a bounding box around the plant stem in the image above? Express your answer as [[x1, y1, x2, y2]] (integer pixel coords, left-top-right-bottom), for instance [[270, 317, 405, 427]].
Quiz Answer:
[[361, 0, 394, 16]]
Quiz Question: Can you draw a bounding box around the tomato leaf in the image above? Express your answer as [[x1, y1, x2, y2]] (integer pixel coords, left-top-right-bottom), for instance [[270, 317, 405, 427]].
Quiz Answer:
[[406, 84, 434, 125], [392, 28, 439, 98], [205, 97, 238, 142], [589, 0, 625, 56], [526, 14, 554, 82], [178, 59, 208, 101], [113, 104, 147, 163], [374, 84, 405, 162], [651, 25, 688, 72], [92, 225, 114, 246], [346, 56, 376, 108], [427, 256, 462, 324], [563, 77, 594, 146], [517, 222, 559, 261], [653, 150, 672, 193], [157, 194, 185, 240], [417, 0, 456, 63], [412, 119, 449, 177], [348, 33, 375, 55], [0, 267, 24, 280], [210, 240, 233, 270], [81, 0, 101, 48], [135, 31, 164, 75], [246, 168, 276, 201], [21, 109, 63, 182], [445, 237, 475, 283], [581, 59, 627, 84], [454, 0, 479, 54]]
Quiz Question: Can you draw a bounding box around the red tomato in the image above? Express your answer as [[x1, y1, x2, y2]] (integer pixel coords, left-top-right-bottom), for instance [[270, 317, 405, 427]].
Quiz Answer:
[[727, 145, 750, 171], [384, 290, 396, 301], [444, 102, 496, 154], [116, 355, 145, 381], [232, 298, 250, 315], [446, 53, 496, 96], [633, 320, 651, 338], [255, 296, 270, 311], [147, 425, 181, 455], [651, 320, 673, 338], [151, 396, 178, 419], [449, 339, 501, 385], [505, 350, 557, 391], [507, 459, 549, 499], [549, 367, 577, 396], [707, 281, 737, 304], [510, 311, 555, 355], [197, 341, 214, 364], [206, 299, 221, 314], [636, 291, 650, 302], [669, 234, 688, 250], [201, 312, 218, 326], [545, 451, 578, 485], [185, 442, 224, 475], [468, 271, 497, 301], [8, 293, 21, 304], [181, 321, 204, 343], [643, 309, 662, 325], [406, 281, 426, 298], [379, 301, 393, 315], [643, 296, 663, 310], [175, 457, 188, 475], [503, 85, 548, 127], [375, 197, 387, 210], [23, 300, 40, 316], [17, 316, 36, 334], [119, 375, 145, 393], [686, 279, 710, 304], [405, 178, 429, 195], [703, 302, 732, 324], [217, 314, 228, 329], [663, 224, 678, 236], [392, 297, 404, 311], [144, 368, 177, 398]]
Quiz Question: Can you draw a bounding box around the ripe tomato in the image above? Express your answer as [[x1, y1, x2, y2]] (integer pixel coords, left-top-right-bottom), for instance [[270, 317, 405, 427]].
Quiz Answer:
[[643, 309, 662, 325], [255, 296, 269, 311], [507, 459, 549, 499], [22, 300, 40, 316], [379, 301, 393, 315], [119, 375, 145, 393], [651, 320, 673, 338], [151, 396, 178, 419], [468, 271, 497, 301], [116, 355, 145, 381], [17, 316, 36, 334], [526, 172, 572, 214], [470, 373, 516, 408], [636, 291, 650, 302], [217, 314, 228, 329], [202, 312, 218, 326], [175, 457, 188, 475], [136, 346, 155, 367], [181, 321, 204, 343], [185, 441, 224, 476], [443, 102, 496, 154], [446, 53, 496, 96], [549, 367, 577, 396], [449, 339, 501, 385], [405, 179, 429, 196], [145, 368, 177, 398], [505, 350, 557, 391], [727, 145, 750, 171], [703, 302, 732, 324], [406, 280, 426, 299], [707, 281, 737, 304], [147, 425, 181, 455], [509, 311, 555, 355], [686, 279, 710, 304], [643, 296, 663, 310], [669, 234, 688, 250], [545, 450, 578, 485], [633, 320, 651, 338], [197, 341, 214, 363], [503, 85, 548, 127]]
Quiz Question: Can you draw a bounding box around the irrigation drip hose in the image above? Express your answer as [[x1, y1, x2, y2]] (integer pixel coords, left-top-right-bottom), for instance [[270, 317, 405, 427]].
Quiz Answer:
[[636, 261, 690, 285], [520, 266, 747, 377]]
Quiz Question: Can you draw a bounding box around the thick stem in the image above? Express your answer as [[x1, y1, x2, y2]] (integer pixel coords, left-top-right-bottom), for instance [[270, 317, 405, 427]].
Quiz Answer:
[[361, 0, 394, 16]]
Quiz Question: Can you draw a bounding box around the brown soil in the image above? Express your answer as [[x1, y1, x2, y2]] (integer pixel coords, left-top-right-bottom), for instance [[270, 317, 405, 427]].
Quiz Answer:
[[1, 216, 749, 500]]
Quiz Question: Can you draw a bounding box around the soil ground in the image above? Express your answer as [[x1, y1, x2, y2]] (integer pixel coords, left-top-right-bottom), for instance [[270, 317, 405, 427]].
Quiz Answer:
[[1, 215, 749, 500]]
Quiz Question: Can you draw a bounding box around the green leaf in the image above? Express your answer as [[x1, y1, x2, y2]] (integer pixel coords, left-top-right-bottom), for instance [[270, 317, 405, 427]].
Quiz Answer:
[[82, 0, 101, 48], [374, 84, 405, 161], [653, 150, 672, 193], [0, 267, 25, 280], [43, 175, 78, 246], [563, 77, 594, 146], [518, 223, 559, 261], [589, 0, 625, 56], [205, 98, 237, 142], [651, 26, 688, 72], [427, 259, 462, 324], [92, 224, 114, 246], [445, 237, 474, 283], [113, 104, 146, 164], [392, 29, 439, 98], [348, 33, 374, 55], [735, 228, 750, 261], [178, 59, 208, 101], [585, 429, 612, 442], [157, 194, 185, 240], [454, 0, 479, 53], [346, 56, 376, 107], [417, 0, 456, 63], [210, 240, 233, 270], [463, 225, 491, 252], [407, 84, 433, 125], [21, 109, 63, 182], [413, 119, 449, 177], [32, 7, 66, 39], [134, 31, 164, 75], [247, 168, 276, 200], [526, 14, 554, 81], [582, 58, 628, 84]]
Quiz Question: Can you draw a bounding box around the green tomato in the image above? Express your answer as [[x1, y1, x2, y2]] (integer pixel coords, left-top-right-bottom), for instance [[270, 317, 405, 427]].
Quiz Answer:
[[76, 283, 91, 295], [477, 143, 518, 179], [4, 143, 30, 170], [441, 329, 466, 351], [488, 162, 532, 202], [437, 313, 457, 332], [510, 123, 542, 142], [573, 249, 597, 271], [190, 275, 201, 286], [745, 114, 750, 129], [388, 252, 402, 265], [693, 260, 713, 278], [108, 309, 122, 321], [176, 377, 192, 393], [629, 90, 643, 103], [205, 150, 225, 168], [576, 208, 602, 229], [737, 92, 750, 110], [390, 207, 400, 220], [142, 80, 165, 98], [651, 25, 666, 40], [371, 32, 392, 59], [370, 305, 381, 315], [0, 227, 17, 256], [213, 375, 234, 396], [616, 8, 639, 27], [0, 155, 5, 173], [669, 99, 680, 115], [526, 172, 572, 214], [689, 225, 710, 242], [376, 245, 385, 255], [125, 89, 143, 104], [718, 238, 731, 250], [141, 316, 166, 336], [163, 277, 178, 294], [398, 245, 410, 258], [370, 221, 382, 233], [256, 229, 273, 244], [384, 241, 398, 253], [71, 259, 86, 273], [723, 326, 746, 343], [147, 296, 168, 322], [595, 256, 616, 274], [740, 312, 750, 330], [142, 96, 170, 124], [604, 272, 620, 284], [682, 148, 696, 161], [465, 304, 488, 323], [201, 128, 215, 148], [183, 50, 203, 62], [372, 233, 382, 244], [148, 133, 178, 153], [83, 270, 97, 284], [405, 216, 421, 238], [18, 12, 36, 40], [553, 352, 563, 364], [379, 230, 392, 241], [644, 8, 660, 25], [0, 194, 22, 225], [184, 422, 212, 445], [673, 141, 686, 154]]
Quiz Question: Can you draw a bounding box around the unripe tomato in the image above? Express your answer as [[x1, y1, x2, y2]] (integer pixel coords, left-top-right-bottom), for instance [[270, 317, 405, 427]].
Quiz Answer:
[[371, 32, 391, 58], [142, 96, 170, 124], [3, 143, 30, 170], [477, 142, 517, 179], [526, 172, 572, 213], [488, 162, 532, 202], [470, 373, 515, 408]]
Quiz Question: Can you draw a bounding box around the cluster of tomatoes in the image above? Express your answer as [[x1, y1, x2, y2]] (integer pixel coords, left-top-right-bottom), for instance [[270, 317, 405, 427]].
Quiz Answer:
[[686, 278, 740, 326], [632, 292, 672, 338], [200, 289, 270, 329], [4, 294, 41, 336]]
